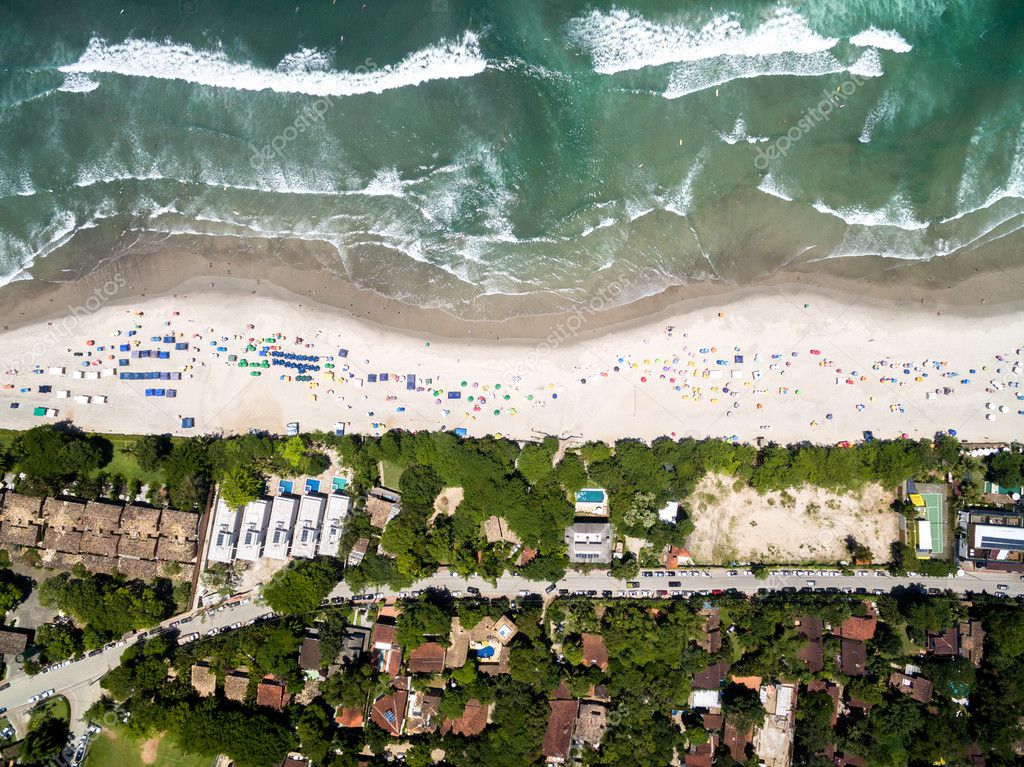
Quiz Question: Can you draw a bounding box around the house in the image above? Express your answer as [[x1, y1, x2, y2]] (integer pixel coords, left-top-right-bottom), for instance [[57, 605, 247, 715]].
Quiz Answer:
[[366, 488, 401, 530], [336, 625, 370, 666], [0, 629, 29, 660], [580, 633, 609, 671], [224, 670, 249, 702], [190, 663, 216, 697], [688, 689, 722, 710], [116, 504, 160, 560], [661, 545, 694, 568], [256, 675, 288, 711], [542, 699, 579, 763], [0, 492, 42, 548], [347, 537, 370, 568], [370, 691, 409, 736], [408, 642, 446, 675], [574, 702, 608, 749], [290, 494, 326, 559], [564, 521, 612, 563], [958, 507, 1024, 570], [405, 689, 442, 734], [959, 620, 985, 667], [723, 721, 752, 762], [926, 626, 959, 657], [334, 705, 365, 728], [692, 660, 730, 691], [839, 638, 867, 677], [574, 488, 608, 516], [445, 615, 518, 670], [442, 698, 490, 737], [889, 672, 933, 703], [156, 509, 200, 547], [317, 493, 350, 557], [834, 604, 877, 642], [795, 616, 824, 673], [684, 736, 717, 767], [264, 495, 299, 560], [298, 637, 322, 674], [370, 618, 402, 678], [754, 683, 798, 767], [207, 498, 241, 564], [235, 499, 272, 562], [698, 609, 723, 654]]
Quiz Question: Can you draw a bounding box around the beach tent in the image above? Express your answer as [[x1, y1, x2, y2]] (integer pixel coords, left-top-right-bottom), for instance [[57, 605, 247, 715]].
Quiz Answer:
[[181, 417, 194, 429]]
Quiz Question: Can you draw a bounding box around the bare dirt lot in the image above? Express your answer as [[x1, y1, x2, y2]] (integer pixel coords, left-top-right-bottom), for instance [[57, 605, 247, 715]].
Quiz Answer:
[[685, 473, 898, 564]]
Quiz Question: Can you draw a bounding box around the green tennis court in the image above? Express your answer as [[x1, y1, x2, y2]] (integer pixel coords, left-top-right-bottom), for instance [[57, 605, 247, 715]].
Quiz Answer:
[[921, 491, 944, 553]]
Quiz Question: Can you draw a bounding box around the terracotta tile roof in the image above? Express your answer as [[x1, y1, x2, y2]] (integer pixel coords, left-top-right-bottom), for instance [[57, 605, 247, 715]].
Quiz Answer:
[[730, 675, 762, 691], [724, 721, 752, 762], [156, 538, 197, 563], [79, 554, 118, 574], [840, 638, 867, 676], [442, 698, 490, 737], [335, 705, 365, 728], [370, 691, 408, 736], [371, 620, 397, 649], [120, 504, 161, 538], [481, 515, 521, 545], [698, 609, 722, 653], [889, 672, 933, 703], [79, 532, 118, 557], [405, 690, 442, 734], [408, 642, 446, 674], [224, 671, 249, 701], [835, 604, 877, 641], [42, 529, 82, 554], [581, 633, 609, 671], [113, 558, 160, 580], [190, 664, 216, 697], [42, 498, 87, 530], [366, 490, 400, 530], [0, 492, 43, 525], [926, 626, 959, 656], [542, 699, 579, 759], [83, 500, 123, 532], [256, 676, 288, 711], [117, 536, 158, 559], [960, 621, 985, 667], [702, 713, 724, 731], [796, 617, 825, 672], [157, 509, 199, 541], [0, 629, 29, 656], [0, 522, 41, 546]]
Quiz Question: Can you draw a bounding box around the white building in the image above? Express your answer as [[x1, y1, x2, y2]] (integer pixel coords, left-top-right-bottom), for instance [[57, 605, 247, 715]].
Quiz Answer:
[[264, 495, 299, 560], [208, 498, 241, 563], [317, 493, 350, 557], [290, 494, 326, 559], [234, 499, 272, 562]]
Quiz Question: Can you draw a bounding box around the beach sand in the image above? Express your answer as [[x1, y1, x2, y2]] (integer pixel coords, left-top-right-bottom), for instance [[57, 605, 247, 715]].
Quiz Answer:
[[1, 246, 1023, 445]]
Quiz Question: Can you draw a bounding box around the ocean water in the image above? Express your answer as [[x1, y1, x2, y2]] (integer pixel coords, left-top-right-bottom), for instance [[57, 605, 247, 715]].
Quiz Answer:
[[1, 0, 1023, 313]]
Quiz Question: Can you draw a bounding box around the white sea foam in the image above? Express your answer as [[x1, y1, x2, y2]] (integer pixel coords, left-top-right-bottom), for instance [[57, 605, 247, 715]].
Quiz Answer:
[[665, 51, 852, 98], [59, 32, 487, 97], [360, 168, 407, 198], [811, 193, 928, 231], [567, 7, 839, 75], [663, 155, 705, 217], [757, 174, 794, 202], [849, 27, 912, 53], [57, 73, 100, 93], [719, 117, 769, 145], [859, 91, 901, 143], [847, 48, 883, 78]]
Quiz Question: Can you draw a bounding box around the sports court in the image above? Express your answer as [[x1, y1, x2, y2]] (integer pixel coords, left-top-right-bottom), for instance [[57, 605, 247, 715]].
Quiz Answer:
[[909, 490, 944, 557]]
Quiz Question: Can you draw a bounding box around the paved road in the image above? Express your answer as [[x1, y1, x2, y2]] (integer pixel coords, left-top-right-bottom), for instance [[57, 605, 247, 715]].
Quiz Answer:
[[1, 565, 1019, 759]]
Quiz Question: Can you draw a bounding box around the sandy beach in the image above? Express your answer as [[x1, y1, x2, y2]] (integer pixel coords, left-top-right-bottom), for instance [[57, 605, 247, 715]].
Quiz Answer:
[[1, 254, 1023, 446]]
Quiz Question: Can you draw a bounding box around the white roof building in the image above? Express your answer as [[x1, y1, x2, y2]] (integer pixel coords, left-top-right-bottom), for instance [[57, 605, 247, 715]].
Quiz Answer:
[[290, 494, 326, 559], [207, 498, 240, 563], [264, 495, 299, 560], [317, 493, 350, 557], [234, 499, 272, 562]]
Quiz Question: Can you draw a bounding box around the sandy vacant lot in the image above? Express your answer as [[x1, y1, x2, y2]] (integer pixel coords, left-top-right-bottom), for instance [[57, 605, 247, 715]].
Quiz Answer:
[[686, 474, 897, 564]]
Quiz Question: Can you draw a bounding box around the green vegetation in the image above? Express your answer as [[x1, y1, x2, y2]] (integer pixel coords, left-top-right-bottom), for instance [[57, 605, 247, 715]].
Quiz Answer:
[[84, 729, 214, 767], [262, 557, 343, 615], [38, 572, 175, 645], [20, 696, 70, 767]]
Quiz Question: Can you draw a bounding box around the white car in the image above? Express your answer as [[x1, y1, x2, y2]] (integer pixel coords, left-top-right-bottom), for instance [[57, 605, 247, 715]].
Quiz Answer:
[[27, 694, 39, 704], [42, 689, 54, 699]]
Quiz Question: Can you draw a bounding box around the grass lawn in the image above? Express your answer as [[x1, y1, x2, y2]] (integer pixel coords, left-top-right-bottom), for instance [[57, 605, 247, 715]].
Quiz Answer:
[[32, 696, 70, 724], [85, 730, 215, 767], [379, 459, 404, 490], [89, 432, 166, 488]]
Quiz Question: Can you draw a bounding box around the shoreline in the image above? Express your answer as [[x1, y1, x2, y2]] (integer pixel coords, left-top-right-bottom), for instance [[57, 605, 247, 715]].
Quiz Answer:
[[2, 231, 1024, 345]]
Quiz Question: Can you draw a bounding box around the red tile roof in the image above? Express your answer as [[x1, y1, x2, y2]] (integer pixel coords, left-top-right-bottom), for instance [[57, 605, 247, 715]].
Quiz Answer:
[[370, 691, 408, 736], [408, 642, 446, 674], [835, 604, 877, 641], [335, 706, 365, 728], [581, 633, 609, 671], [442, 698, 489, 737], [255, 676, 288, 711], [541, 699, 579, 760]]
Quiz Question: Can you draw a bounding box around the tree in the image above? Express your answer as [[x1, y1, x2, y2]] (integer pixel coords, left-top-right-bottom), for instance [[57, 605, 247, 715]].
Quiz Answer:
[[795, 690, 834, 759], [132, 434, 172, 473], [219, 465, 263, 509], [396, 596, 451, 649], [623, 492, 659, 532], [14, 425, 108, 491], [722, 682, 763, 732], [988, 451, 1024, 488], [262, 557, 342, 615], [163, 439, 211, 509], [517, 438, 557, 485], [35, 622, 83, 664], [19, 711, 69, 766]]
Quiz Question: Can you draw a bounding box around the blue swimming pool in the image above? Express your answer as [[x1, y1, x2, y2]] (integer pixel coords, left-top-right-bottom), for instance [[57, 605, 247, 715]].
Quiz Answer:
[[305, 478, 321, 494], [278, 479, 294, 495]]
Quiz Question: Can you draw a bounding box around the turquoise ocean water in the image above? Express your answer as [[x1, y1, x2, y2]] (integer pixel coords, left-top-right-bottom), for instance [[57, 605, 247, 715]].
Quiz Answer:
[[1, 0, 1022, 313]]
